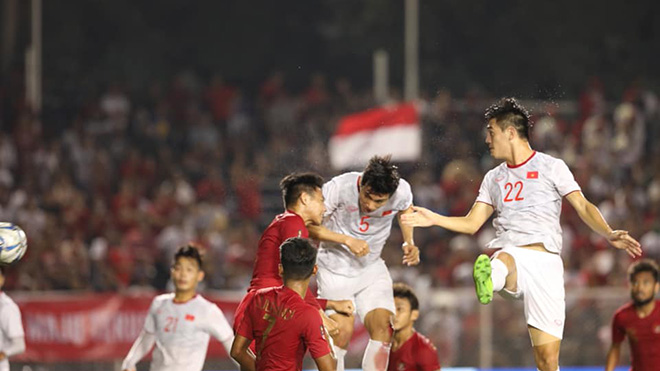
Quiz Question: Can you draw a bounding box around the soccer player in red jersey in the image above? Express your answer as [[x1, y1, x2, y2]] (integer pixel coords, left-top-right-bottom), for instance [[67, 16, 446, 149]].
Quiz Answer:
[[231, 237, 336, 371], [389, 283, 441, 371], [233, 173, 354, 337], [606, 259, 660, 371]]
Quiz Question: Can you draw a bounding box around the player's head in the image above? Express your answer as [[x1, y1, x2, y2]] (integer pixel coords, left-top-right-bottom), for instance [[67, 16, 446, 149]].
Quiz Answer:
[[171, 245, 205, 293], [280, 172, 326, 225], [484, 97, 532, 159], [359, 155, 400, 213], [392, 282, 420, 332], [278, 237, 317, 281], [628, 259, 659, 307]]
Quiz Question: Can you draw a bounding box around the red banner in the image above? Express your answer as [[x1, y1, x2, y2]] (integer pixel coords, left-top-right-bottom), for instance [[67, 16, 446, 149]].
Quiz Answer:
[[12, 292, 369, 362]]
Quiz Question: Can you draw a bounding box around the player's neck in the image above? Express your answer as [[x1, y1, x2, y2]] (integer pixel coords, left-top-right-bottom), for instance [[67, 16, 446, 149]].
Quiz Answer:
[[174, 289, 197, 303], [506, 143, 534, 167], [287, 206, 309, 225], [392, 325, 415, 350], [635, 299, 656, 318], [284, 279, 309, 299]]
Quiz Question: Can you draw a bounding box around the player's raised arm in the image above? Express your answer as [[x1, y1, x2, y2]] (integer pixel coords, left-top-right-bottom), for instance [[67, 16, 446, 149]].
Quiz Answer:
[[401, 201, 494, 235], [121, 330, 156, 371], [564, 191, 642, 257], [398, 205, 420, 266], [308, 224, 370, 257], [230, 334, 256, 371]]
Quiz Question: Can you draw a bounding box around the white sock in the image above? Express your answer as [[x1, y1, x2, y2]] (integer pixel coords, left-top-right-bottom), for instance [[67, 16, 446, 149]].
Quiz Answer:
[[361, 339, 391, 371], [334, 346, 347, 371], [491, 258, 508, 292]]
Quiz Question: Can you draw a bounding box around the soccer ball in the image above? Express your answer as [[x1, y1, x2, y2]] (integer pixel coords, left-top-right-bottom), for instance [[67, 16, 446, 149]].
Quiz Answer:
[[0, 223, 28, 265]]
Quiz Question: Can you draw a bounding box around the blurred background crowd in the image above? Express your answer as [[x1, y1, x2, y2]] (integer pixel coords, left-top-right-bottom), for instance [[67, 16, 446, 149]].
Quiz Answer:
[[0, 71, 658, 294]]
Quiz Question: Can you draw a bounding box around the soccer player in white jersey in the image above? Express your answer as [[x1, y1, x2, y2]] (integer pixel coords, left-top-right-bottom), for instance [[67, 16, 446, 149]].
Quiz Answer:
[[0, 266, 25, 371], [122, 245, 236, 371], [401, 97, 642, 371], [308, 155, 420, 371]]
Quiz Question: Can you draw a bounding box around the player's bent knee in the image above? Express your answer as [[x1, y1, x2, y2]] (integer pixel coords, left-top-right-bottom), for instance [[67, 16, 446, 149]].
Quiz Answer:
[[533, 344, 559, 371], [364, 309, 393, 341], [331, 314, 355, 348]]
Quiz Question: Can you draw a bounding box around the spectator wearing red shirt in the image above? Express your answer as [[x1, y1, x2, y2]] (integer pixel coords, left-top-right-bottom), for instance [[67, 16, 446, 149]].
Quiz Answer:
[[231, 237, 336, 371], [389, 283, 441, 371], [606, 259, 660, 371]]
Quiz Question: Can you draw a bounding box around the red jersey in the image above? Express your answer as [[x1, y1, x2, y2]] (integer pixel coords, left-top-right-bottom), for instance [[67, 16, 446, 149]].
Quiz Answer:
[[250, 211, 308, 289], [389, 331, 441, 371], [611, 300, 660, 371], [236, 286, 332, 371]]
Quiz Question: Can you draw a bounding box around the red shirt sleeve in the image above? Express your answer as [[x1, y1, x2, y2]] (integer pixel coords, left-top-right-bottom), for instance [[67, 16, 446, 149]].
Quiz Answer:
[[417, 343, 441, 370], [611, 311, 626, 344], [280, 215, 308, 240], [236, 299, 255, 340], [304, 288, 327, 310], [301, 307, 331, 359]]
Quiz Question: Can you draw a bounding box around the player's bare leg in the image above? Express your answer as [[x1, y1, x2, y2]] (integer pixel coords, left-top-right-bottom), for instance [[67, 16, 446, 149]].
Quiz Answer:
[[362, 308, 392, 371], [473, 252, 517, 304], [329, 312, 354, 371], [529, 326, 561, 371]]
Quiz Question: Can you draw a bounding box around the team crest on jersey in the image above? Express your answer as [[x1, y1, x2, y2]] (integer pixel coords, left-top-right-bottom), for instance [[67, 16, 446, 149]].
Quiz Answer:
[[654, 325, 660, 333], [185, 314, 195, 321], [397, 363, 406, 370], [346, 205, 359, 213], [527, 171, 539, 179]]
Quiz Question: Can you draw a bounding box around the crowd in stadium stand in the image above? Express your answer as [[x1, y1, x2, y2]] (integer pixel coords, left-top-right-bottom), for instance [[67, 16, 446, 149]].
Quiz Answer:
[[0, 72, 658, 293]]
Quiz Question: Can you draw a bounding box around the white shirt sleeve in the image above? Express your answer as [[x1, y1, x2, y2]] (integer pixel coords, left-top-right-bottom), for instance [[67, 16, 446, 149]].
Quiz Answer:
[[475, 173, 494, 206], [143, 299, 157, 334], [121, 330, 156, 370], [206, 304, 234, 345], [552, 159, 581, 196], [322, 178, 341, 217], [0, 303, 24, 339], [395, 179, 414, 211]]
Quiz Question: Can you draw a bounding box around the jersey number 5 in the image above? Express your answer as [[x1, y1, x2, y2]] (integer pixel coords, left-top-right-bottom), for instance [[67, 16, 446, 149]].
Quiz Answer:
[[503, 181, 524, 202], [359, 216, 370, 232]]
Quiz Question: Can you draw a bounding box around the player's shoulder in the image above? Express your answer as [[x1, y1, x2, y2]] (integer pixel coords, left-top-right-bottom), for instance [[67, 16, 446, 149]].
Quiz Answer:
[[153, 293, 176, 303], [327, 172, 361, 187], [413, 331, 438, 352], [0, 292, 19, 310], [534, 151, 566, 167], [613, 302, 636, 318], [395, 177, 412, 196]]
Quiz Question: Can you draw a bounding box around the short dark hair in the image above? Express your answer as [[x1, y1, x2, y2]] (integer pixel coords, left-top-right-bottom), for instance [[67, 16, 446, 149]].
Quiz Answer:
[[361, 155, 400, 196], [174, 245, 203, 270], [485, 97, 532, 140], [280, 173, 324, 208], [393, 282, 419, 311], [280, 237, 317, 280], [628, 259, 659, 283]]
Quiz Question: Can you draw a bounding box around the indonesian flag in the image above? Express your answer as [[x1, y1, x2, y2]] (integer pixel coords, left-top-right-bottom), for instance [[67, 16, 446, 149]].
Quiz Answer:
[[329, 102, 421, 170]]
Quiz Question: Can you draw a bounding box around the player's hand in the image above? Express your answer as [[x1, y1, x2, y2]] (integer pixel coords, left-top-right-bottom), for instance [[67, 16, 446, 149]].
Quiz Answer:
[[400, 206, 438, 228], [321, 311, 340, 337], [608, 230, 642, 258], [345, 237, 369, 257], [402, 243, 420, 266], [328, 300, 354, 315]]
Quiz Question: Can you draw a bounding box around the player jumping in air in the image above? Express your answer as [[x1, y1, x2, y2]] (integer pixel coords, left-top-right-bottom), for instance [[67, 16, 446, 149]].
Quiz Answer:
[[389, 283, 441, 371], [606, 259, 660, 371], [232, 173, 354, 339], [402, 98, 641, 371], [308, 155, 420, 371], [231, 237, 336, 371], [121, 245, 234, 371]]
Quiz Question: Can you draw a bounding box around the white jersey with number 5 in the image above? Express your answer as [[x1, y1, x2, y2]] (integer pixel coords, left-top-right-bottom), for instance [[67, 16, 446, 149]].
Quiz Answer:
[[317, 172, 413, 276], [144, 293, 233, 371], [476, 151, 580, 254]]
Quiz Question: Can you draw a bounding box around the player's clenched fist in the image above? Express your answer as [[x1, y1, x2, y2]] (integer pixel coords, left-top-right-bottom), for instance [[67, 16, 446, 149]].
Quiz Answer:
[[328, 299, 355, 315], [345, 237, 369, 257]]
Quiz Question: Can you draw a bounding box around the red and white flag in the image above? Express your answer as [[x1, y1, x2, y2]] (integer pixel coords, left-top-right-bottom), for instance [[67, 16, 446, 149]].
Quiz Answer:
[[329, 102, 421, 170]]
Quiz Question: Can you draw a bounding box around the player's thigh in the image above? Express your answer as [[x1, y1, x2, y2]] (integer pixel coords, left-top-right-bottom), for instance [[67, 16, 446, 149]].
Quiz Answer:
[[316, 266, 358, 303], [353, 262, 395, 322]]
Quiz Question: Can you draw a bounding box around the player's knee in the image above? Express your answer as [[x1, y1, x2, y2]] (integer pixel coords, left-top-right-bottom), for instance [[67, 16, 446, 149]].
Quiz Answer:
[[495, 252, 516, 273], [332, 314, 354, 347], [534, 350, 558, 371]]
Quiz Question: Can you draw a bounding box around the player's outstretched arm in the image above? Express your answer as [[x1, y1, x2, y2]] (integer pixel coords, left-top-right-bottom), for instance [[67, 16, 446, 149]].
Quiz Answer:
[[230, 335, 256, 371], [314, 353, 337, 371], [605, 341, 622, 371], [308, 224, 370, 257], [121, 330, 156, 371], [400, 202, 494, 235], [565, 192, 642, 257]]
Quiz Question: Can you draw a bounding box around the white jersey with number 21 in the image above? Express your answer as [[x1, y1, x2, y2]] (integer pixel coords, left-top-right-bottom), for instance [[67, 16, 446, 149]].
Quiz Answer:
[[476, 151, 581, 254]]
